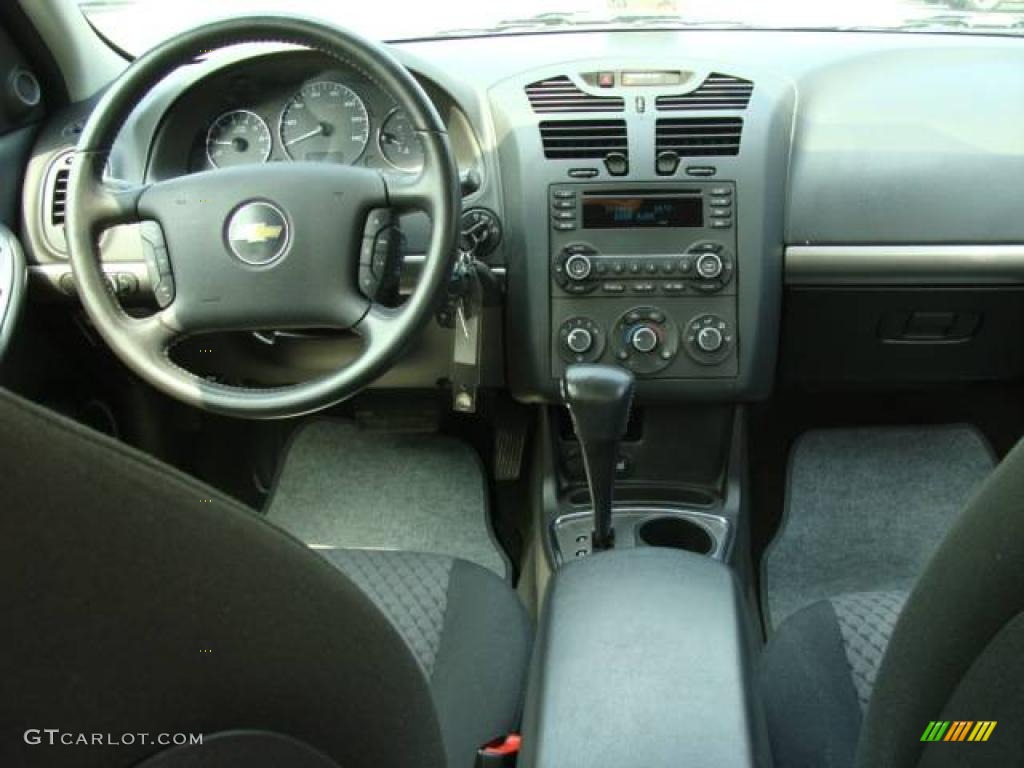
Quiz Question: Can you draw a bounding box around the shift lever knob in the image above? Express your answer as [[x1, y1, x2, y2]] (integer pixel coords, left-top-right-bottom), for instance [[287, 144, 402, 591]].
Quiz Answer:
[[562, 364, 635, 551]]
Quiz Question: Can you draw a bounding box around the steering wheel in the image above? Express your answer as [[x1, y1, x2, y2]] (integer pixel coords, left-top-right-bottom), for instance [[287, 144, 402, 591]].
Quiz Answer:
[[67, 16, 459, 419]]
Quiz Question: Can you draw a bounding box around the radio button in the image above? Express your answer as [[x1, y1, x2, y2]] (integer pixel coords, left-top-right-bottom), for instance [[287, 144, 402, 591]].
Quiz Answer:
[[695, 252, 724, 280], [710, 186, 731, 197], [710, 197, 731, 207], [710, 219, 732, 229], [601, 282, 626, 294], [555, 222, 577, 231], [644, 261, 659, 274], [553, 189, 576, 199], [632, 283, 656, 294], [554, 211, 576, 221], [565, 254, 593, 280], [710, 208, 732, 218], [663, 282, 686, 294], [628, 262, 642, 275], [611, 262, 625, 274], [552, 200, 575, 210]]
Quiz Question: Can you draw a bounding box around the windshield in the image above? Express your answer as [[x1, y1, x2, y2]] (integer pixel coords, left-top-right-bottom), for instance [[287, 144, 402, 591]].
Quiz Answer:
[[80, 0, 1024, 54]]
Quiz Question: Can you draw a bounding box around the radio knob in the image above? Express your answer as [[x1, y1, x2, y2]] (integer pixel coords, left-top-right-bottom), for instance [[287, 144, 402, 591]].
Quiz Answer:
[[630, 325, 659, 354], [564, 253, 593, 281], [566, 328, 594, 354], [695, 252, 724, 280], [696, 326, 724, 353]]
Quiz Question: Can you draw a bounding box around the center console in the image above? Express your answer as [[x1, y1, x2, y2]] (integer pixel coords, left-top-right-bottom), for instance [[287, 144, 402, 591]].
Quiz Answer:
[[521, 548, 770, 768], [550, 182, 738, 379]]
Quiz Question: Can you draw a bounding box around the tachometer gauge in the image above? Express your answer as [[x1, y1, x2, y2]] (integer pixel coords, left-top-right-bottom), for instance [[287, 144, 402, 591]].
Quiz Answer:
[[205, 110, 272, 168], [378, 108, 424, 172], [280, 81, 370, 164]]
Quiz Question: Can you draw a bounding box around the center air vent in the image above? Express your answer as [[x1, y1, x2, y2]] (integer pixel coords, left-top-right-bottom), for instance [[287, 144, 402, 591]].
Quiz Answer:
[[656, 73, 753, 111], [540, 119, 627, 160], [656, 118, 743, 156], [526, 76, 624, 113]]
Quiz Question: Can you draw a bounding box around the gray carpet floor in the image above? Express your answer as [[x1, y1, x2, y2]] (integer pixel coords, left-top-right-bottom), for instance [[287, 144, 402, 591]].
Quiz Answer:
[[763, 425, 995, 630], [266, 420, 508, 579]]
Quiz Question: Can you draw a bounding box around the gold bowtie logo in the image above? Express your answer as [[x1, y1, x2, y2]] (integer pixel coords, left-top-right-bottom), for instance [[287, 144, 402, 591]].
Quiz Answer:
[[232, 222, 284, 244]]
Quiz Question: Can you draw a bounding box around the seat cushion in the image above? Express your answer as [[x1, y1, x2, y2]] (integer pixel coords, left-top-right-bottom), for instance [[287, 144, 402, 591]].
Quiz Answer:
[[761, 591, 908, 768], [320, 549, 532, 768]]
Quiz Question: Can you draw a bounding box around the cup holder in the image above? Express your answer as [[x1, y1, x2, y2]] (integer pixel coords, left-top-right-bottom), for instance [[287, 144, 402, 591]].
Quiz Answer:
[[636, 516, 714, 555]]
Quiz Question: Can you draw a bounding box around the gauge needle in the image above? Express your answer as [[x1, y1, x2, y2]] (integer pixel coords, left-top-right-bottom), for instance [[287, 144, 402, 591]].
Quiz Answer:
[[286, 126, 323, 146]]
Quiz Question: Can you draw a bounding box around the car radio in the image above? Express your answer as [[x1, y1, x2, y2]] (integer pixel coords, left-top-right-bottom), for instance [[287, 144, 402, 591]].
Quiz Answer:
[[549, 182, 739, 379]]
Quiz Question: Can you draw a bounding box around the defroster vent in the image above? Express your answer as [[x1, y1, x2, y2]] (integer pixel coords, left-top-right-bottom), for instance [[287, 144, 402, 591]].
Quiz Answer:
[[656, 73, 753, 111], [526, 76, 624, 113]]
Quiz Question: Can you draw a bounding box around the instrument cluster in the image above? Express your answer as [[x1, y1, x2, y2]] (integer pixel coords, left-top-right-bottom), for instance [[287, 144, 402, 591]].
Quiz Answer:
[[190, 68, 424, 174]]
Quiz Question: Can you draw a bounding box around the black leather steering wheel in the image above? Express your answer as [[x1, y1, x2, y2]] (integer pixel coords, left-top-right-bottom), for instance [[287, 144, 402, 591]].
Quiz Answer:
[[67, 16, 459, 418]]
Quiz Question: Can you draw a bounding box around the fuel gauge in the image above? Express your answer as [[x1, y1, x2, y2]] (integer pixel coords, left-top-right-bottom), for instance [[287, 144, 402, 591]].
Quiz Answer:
[[378, 108, 424, 172]]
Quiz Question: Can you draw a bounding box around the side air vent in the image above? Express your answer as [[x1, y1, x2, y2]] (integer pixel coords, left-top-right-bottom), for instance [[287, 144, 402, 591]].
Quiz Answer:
[[656, 117, 743, 156], [540, 119, 627, 159], [656, 73, 753, 111], [526, 76, 625, 113], [51, 165, 70, 225]]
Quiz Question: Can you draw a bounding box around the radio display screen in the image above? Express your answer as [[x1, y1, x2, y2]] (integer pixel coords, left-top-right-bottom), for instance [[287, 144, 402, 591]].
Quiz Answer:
[[582, 195, 703, 229]]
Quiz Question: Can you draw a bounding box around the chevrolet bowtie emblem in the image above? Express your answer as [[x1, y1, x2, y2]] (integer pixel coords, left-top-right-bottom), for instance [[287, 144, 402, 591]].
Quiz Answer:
[[225, 201, 290, 265], [231, 222, 284, 244]]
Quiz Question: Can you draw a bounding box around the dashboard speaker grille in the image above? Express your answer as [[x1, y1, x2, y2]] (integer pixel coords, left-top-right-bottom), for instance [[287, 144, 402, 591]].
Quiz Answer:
[[526, 76, 625, 113], [540, 119, 628, 159], [51, 166, 69, 225], [656, 117, 743, 156], [656, 73, 754, 111]]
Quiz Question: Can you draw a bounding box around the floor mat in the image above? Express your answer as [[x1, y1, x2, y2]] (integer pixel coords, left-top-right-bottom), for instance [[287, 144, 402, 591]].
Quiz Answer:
[[763, 425, 995, 629], [266, 420, 508, 579]]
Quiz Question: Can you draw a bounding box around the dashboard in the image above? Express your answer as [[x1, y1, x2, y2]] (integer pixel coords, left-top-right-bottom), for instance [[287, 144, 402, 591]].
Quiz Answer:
[[18, 30, 1024, 401]]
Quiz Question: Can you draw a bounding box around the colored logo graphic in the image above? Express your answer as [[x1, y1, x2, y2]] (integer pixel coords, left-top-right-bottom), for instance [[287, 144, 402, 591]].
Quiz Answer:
[[226, 201, 289, 266], [921, 721, 997, 743]]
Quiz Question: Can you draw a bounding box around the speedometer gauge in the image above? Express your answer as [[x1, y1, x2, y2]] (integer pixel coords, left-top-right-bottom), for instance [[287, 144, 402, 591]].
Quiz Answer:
[[280, 81, 370, 164], [378, 108, 424, 172], [205, 110, 272, 168]]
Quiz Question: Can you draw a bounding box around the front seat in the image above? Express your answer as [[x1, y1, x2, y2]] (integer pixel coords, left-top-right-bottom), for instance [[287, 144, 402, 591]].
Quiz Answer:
[[0, 388, 531, 768], [761, 436, 1024, 768]]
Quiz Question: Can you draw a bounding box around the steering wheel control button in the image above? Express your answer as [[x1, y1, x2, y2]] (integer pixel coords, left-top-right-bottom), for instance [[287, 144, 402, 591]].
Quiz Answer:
[[684, 314, 735, 365], [558, 316, 604, 363], [611, 306, 679, 376], [225, 201, 290, 266]]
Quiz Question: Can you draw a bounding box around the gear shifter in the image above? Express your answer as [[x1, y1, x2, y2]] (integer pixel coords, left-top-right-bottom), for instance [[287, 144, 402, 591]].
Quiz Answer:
[[562, 364, 635, 551]]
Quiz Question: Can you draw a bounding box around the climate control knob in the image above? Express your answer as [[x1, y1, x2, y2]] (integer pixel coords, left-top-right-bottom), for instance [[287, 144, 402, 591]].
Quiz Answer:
[[566, 327, 594, 354], [696, 326, 724, 353], [695, 252, 724, 280], [564, 253, 593, 281], [630, 326, 659, 354]]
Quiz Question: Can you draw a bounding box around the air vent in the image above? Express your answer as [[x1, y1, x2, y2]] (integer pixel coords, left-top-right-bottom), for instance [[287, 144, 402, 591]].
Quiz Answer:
[[526, 76, 625, 113], [656, 118, 743, 157], [656, 73, 753, 111], [51, 165, 69, 226], [540, 119, 627, 160]]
